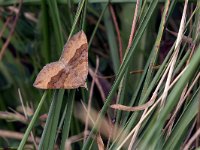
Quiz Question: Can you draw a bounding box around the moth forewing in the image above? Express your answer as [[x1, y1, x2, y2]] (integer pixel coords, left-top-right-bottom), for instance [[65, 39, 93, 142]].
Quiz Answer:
[[33, 30, 88, 89]]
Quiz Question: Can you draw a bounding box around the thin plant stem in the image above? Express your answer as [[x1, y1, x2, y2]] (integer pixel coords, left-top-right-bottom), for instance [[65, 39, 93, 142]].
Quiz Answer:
[[18, 91, 47, 150]]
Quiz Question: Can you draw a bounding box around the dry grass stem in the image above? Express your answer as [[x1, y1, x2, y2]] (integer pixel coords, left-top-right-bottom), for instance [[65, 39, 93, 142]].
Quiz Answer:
[[0, 0, 23, 60], [117, 66, 187, 149], [164, 72, 200, 134], [167, 43, 198, 134], [8, 6, 37, 23], [166, 28, 193, 44], [110, 95, 155, 111], [183, 128, 200, 150], [97, 133, 105, 150], [0, 17, 11, 38], [109, 4, 123, 63], [129, 65, 161, 74], [89, 67, 106, 101], [161, 0, 188, 106], [84, 57, 100, 142], [0, 111, 27, 124], [0, 129, 40, 143], [65, 131, 90, 150], [182, 119, 197, 148], [128, 109, 148, 150], [127, 0, 140, 49], [18, 88, 38, 149], [74, 102, 128, 144], [112, 57, 173, 112]]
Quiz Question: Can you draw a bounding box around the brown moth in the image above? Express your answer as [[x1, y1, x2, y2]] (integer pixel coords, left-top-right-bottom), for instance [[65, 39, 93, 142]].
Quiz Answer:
[[33, 31, 88, 89]]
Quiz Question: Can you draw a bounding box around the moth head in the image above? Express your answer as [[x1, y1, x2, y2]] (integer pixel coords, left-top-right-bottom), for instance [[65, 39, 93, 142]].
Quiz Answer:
[[33, 74, 48, 89], [33, 68, 50, 89]]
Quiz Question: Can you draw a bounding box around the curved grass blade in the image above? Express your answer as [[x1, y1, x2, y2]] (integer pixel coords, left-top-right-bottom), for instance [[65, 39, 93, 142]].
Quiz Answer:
[[163, 88, 200, 150], [139, 45, 200, 148], [82, 0, 159, 149], [18, 91, 47, 150]]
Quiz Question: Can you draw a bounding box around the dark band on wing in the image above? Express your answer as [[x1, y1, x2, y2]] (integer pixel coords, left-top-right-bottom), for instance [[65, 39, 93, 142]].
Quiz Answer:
[[68, 43, 88, 66], [47, 68, 69, 88]]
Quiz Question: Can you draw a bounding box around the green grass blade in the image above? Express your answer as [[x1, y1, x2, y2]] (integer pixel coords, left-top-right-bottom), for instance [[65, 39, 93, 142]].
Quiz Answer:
[[47, 90, 64, 149], [140, 44, 200, 148], [40, 0, 50, 63], [60, 90, 75, 150], [140, 0, 170, 98], [103, 3, 120, 73], [38, 90, 64, 149], [18, 91, 47, 150], [88, 3, 108, 49], [81, 0, 88, 30], [82, 0, 159, 149], [68, 0, 87, 39], [47, 0, 64, 49], [163, 88, 200, 150], [38, 91, 57, 149]]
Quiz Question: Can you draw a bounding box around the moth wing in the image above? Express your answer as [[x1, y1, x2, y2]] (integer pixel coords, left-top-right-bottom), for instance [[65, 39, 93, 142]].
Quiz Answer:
[[33, 30, 88, 89], [61, 30, 88, 89], [63, 60, 88, 89], [60, 30, 87, 64], [33, 61, 66, 89]]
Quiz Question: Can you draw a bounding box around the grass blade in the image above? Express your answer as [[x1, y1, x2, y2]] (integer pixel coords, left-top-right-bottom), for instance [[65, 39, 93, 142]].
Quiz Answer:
[[60, 90, 76, 150], [18, 91, 47, 150]]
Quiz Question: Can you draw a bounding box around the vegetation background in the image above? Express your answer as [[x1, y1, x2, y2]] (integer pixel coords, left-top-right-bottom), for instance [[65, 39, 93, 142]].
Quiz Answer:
[[0, 0, 200, 149]]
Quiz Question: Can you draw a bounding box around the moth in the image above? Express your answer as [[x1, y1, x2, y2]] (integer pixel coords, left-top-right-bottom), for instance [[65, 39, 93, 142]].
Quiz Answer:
[[33, 31, 88, 89]]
